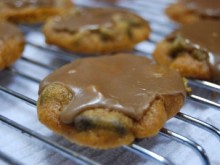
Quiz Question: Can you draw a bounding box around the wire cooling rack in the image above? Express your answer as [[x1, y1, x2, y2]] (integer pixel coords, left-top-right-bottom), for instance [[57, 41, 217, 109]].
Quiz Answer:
[[0, 0, 220, 165]]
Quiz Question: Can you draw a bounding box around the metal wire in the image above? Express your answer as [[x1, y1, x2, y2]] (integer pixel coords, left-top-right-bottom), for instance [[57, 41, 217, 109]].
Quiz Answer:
[[0, 85, 215, 165], [16, 23, 220, 111], [0, 115, 100, 165], [3, 44, 220, 165], [21, 56, 55, 70], [0, 86, 171, 164], [0, 86, 36, 106], [7, 67, 41, 83], [123, 144, 174, 165], [26, 41, 77, 61], [160, 128, 210, 165], [175, 113, 220, 140], [0, 0, 220, 164], [0, 80, 177, 165], [188, 94, 220, 109], [8, 65, 220, 112], [188, 79, 220, 93], [2, 80, 220, 144], [0, 150, 24, 165]]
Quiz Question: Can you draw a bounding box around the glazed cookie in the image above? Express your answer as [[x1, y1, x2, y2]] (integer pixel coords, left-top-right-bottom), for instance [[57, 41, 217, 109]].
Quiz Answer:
[[0, 0, 74, 24], [37, 54, 186, 149], [153, 20, 220, 82], [43, 7, 151, 54], [0, 21, 24, 70], [166, 0, 220, 24]]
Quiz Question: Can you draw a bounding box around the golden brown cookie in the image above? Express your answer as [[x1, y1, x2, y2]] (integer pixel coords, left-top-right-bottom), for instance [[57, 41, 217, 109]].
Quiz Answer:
[[43, 7, 151, 54], [37, 54, 186, 149], [0, 0, 74, 24], [166, 0, 220, 24], [0, 21, 24, 70], [153, 20, 220, 82]]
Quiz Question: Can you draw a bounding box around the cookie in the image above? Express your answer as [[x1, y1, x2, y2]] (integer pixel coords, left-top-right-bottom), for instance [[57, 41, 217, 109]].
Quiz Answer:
[[166, 0, 220, 24], [0, 21, 24, 70], [43, 7, 151, 54], [37, 54, 186, 149], [0, 0, 74, 24], [153, 20, 220, 82]]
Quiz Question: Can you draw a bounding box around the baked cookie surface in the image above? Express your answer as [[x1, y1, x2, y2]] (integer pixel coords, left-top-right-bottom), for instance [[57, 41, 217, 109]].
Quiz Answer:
[[166, 0, 220, 24], [153, 20, 220, 82], [0, 21, 24, 70], [43, 7, 151, 54], [37, 54, 186, 149], [0, 0, 74, 24]]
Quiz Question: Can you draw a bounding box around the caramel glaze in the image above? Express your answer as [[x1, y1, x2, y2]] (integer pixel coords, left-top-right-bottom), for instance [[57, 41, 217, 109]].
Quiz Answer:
[[52, 8, 144, 32], [180, 0, 220, 17], [2, 0, 54, 8], [168, 21, 220, 82], [39, 54, 186, 124], [0, 22, 22, 41]]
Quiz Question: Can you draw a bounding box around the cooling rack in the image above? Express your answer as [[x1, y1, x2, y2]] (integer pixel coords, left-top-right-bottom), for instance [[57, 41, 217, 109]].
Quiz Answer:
[[0, 0, 220, 165]]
